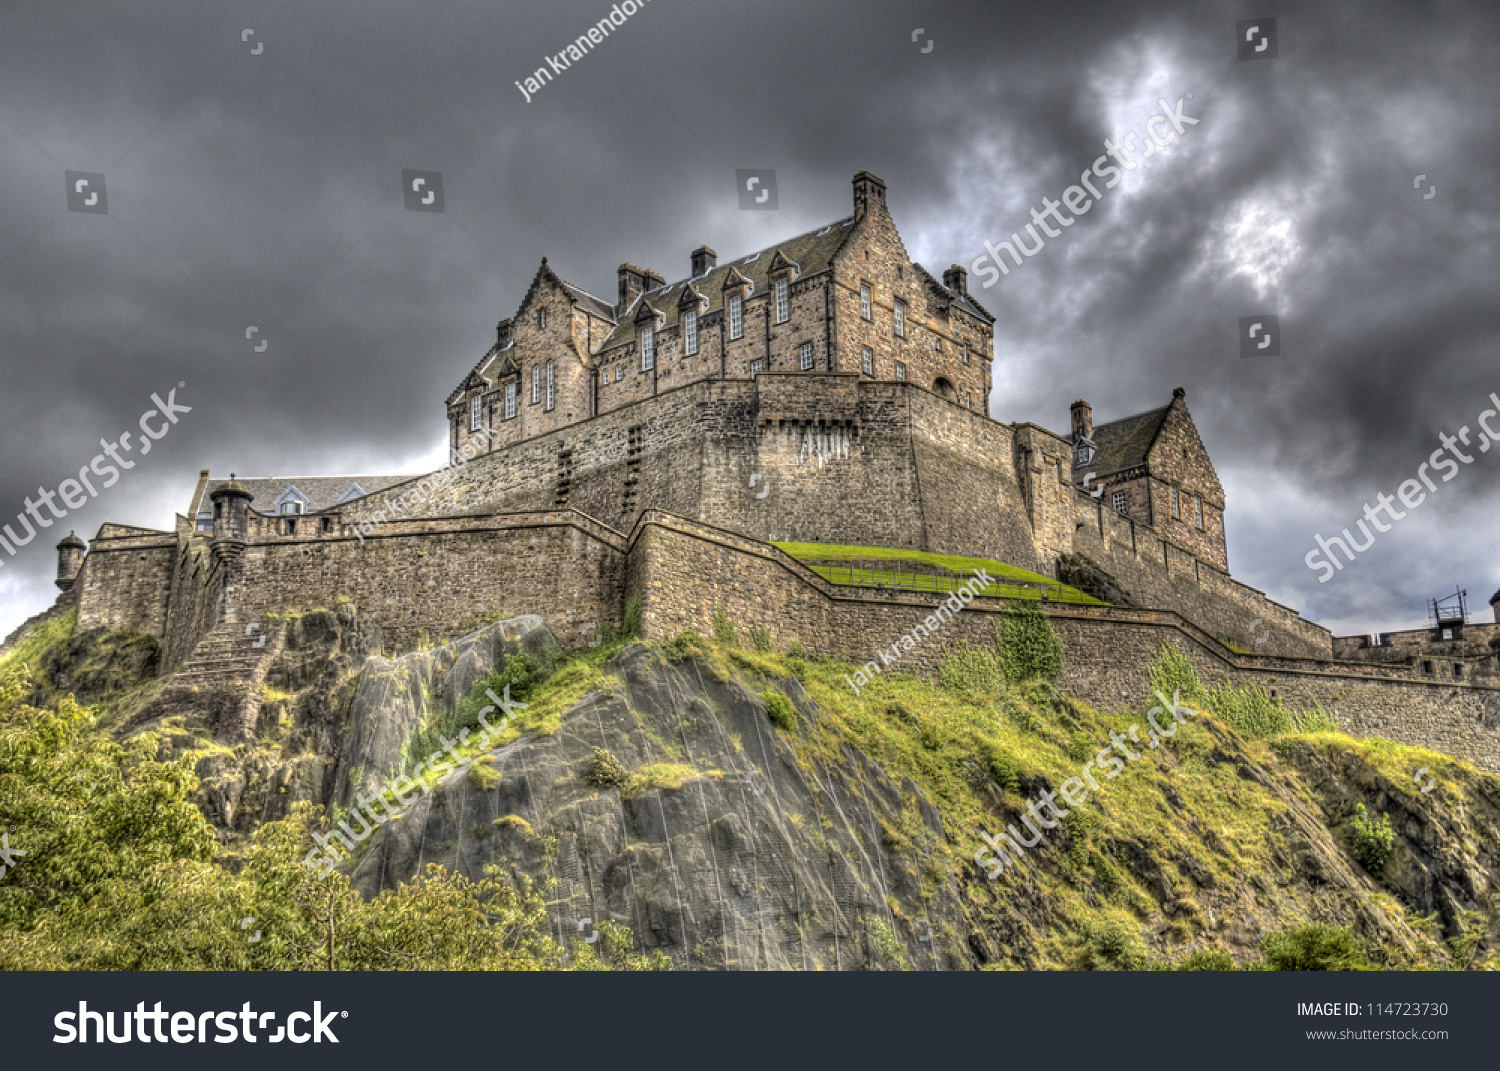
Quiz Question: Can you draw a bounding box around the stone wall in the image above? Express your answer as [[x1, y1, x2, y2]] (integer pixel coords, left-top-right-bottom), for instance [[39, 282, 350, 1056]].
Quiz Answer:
[[74, 527, 176, 637], [629, 512, 1500, 774], [159, 533, 224, 673]]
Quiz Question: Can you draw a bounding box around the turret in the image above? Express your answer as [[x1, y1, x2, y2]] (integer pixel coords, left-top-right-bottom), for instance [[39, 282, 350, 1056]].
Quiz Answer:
[[210, 474, 255, 561], [55, 531, 85, 592]]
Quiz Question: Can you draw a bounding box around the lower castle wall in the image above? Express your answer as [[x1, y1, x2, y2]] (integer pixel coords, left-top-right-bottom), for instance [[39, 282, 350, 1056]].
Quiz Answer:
[[160, 534, 224, 673], [74, 533, 176, 637], [226, 513, 626, 652], [631, 514, 1500, 774]]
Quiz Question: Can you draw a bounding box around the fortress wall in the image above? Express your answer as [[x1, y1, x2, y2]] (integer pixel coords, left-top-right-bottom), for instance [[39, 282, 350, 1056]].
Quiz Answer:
[[227, 514, 626, 651], [159, 534, 224, 673], [1069, 494, 1330, 658], [632, 515, 1500, 773], [906, 388, 1040, 569], [75, 532, 175, 637]]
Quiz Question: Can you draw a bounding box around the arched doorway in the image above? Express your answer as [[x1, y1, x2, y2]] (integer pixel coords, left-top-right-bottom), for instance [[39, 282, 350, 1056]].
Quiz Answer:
[[933, 376, 957, 402]]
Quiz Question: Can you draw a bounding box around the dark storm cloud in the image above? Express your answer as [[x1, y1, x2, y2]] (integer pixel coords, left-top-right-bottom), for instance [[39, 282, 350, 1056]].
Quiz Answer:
[[2, 0, 1497, 638]]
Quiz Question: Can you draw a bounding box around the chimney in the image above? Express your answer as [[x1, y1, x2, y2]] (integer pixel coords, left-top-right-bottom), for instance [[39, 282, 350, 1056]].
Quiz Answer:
[[1173, 386, 1186, 401], [690, 245, 717, 277], [1070, 399, 1093, 442], [943, 263, 967, 295], [497, 318, 514, 347], [1489, 588, 1500, 618], [644, 268, 665, 291], [852, 170, 887, 223], [616, 263, 663, 316]]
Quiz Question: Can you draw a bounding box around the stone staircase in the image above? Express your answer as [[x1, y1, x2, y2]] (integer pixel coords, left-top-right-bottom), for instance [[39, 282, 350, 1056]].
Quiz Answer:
[[173, 622, 282, 689]]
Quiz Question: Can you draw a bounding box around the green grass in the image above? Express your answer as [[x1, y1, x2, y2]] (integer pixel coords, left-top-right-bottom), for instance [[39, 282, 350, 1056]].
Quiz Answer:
[[772, 542, 1105, 605], [0, 607, 78, 674]]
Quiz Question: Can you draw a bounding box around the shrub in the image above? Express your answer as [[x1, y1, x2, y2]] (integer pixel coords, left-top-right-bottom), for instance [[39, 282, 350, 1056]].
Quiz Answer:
[[1259, 923, 1371, 971], [582, 747, 628, 788], [984, 748, 1020, 793], [787, 639, 806, 659], [1209, 682, 1293, 738], [1176, 949, 1237, 971], [467, 759, 501, 792], [763, 691, 797, 732], [1148, 642, 1208, 707], [621, 595, 643, 640], [938, 640, 1004, 693], [664, 631, 705, 663], [1348, 803, 1395, 873], [997, 604, 1064, 684], [1077, 918, 1146, 970], [1292, 702, 1339, 734], [748, 624, 773, 653], [712, 609, 737, 647]]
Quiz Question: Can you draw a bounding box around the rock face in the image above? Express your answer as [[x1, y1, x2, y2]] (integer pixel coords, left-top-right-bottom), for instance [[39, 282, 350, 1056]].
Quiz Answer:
[[1056, 552, 1134, 607], [345, 642, 965, 971]]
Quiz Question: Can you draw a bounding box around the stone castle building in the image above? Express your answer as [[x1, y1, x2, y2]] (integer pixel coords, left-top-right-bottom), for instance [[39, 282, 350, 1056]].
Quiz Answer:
[[9, 171, 1500, 773]]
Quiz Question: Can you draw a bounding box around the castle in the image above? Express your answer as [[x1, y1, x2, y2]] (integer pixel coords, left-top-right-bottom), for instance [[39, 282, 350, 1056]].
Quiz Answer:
[[12, 171, 1500, 772]]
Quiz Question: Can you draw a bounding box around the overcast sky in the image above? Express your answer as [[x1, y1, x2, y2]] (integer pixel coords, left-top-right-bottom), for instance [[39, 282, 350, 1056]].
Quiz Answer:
[[2, 0, 1497, 642]]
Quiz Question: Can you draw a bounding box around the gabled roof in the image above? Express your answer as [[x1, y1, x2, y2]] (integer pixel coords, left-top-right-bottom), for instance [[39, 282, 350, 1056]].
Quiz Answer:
[[193, 474, 421, 516], [1076, 405, 1172, 480], [911, 262, 994, 324], [594, 217, 857, 352]]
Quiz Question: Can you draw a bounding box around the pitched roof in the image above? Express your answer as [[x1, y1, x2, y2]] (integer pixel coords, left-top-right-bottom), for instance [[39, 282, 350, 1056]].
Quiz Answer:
[[1077, 405, 1172, 479], [911, 262, 994, 324], [193, 474, 421, 517], [561, 280, 616, 322], [595, 218, 858, 352]]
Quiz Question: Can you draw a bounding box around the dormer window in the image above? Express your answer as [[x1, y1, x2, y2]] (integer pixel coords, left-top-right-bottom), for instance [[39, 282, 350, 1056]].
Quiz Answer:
[[641, 326, 655, 369], [470, 395, 482, 430], [279, 501, 304, 516], [774, 278, 789, 323], [894, 300, 906, 338], [684, 310, 698, 355], [729, 294, 743, 339], [1073, 438, 1096, 467]]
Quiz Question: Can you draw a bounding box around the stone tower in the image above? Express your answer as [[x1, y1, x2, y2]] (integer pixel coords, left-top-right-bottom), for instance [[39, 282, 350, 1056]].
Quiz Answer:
[[54, 531, 85, 592]]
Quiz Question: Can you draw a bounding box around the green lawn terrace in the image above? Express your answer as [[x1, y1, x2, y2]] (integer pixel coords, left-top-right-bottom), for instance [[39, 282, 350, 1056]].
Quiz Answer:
[[771, 543, 1106, 606]]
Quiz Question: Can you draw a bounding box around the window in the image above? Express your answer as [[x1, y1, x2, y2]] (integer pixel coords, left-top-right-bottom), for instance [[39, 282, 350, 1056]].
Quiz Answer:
[[1195, 497, 1205, 530], [962, 342, 970, 365], [861, 347, 873, 376], [1455, 663, 1464, 679], [538, 308, 547, 329], [750, 360, 763, 378], [894, 300, 906, 338], [320, 517, 334, 535], [684, 310, 698, 355], [279, 501, 304, 516], [934, 336, 942, 353], [470, 395, 482, 430], [545, 360, 555, 411], [964, 391, 972, 408], [799, 342, 814, 370], [1112, 491, 1127, 513], [729, 294, 743, 339], [616, 363, 624, 382], [504, 382, 517, 420], [531, 365, 540, 404], [1170, 486, 1180, 519], [860, 283, 872, 320], [774, 278, 789, 323], [602, 367, 610, 385], [895, 361, 906, 381], [641, 326, 654, 370], [1422, 660, 1434, 675], [282, 518, 298, 536]]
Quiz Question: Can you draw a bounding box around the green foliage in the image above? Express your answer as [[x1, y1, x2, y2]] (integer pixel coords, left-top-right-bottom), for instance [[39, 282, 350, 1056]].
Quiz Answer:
[[1148, 642, 1208, 707], [621, 595, 644, 640], [582, 747, 629, 788], [1149, 643, 1337, 739], [1176, 949, 1237, 971], [763, 691, 797, 733], [997, 603, 1064, 684], [787, 639, 806, 659], [664, 631, 707, 663], [712, 609, 737, 647], [0, 607, 78, 675], [1209, 682, 1295, 738], [1258, 923, 1372, 971], [748, 624, 773, 653], [1348, 803, 1395, 873], [864, 917, 910, 970], [404, 652, 550, 775], [937, 639, 1004, 694], [1293, 702, 1339, 734], [982, 746, 1020, 793], [467, 758, 501, 792], [1075, 917, 1146, 970]]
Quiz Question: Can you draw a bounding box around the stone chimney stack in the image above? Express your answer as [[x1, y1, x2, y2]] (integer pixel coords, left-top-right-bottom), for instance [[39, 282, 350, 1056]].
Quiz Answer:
[[690, 245, 717, 277], [616, 263, 663, 316], [1070, 400, 1093, 442], [1490, 588, 1500, 622], [943, 264, 968, 295], [55, 531, 85, 592], [497, 317, 514, 347], [852, 170, 887, 223]]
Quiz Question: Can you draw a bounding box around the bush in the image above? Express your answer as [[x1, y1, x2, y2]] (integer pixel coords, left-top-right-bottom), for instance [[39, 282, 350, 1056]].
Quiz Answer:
[[997, 604, 1064, 684], [1148, 642, 1208, 707], [664, 631, 706, 663], [712, 609, 737, 647], [937, 640, 1004, 693], [1348, 803, 1395, 873], [1259, 923, 1371, 971], [1176, 949, 1237, 971], [1077, 918, 1146, 970], [582, 747, 628, 788], [787, 639, 806, 659], [748, 624, 773, 653], [763, 691, 797, 733]]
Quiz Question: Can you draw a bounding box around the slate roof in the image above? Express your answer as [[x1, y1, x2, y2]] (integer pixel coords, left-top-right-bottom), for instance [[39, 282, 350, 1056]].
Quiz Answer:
[[193, 474, 421, 516], [1075, 405, 1172, 479], [594, 218, 859, 351], [561, 280, 617, 322]]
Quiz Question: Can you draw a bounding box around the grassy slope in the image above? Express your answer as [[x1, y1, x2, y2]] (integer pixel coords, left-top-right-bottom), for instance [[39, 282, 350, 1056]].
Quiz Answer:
[[773, 542, 1104, 605]]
